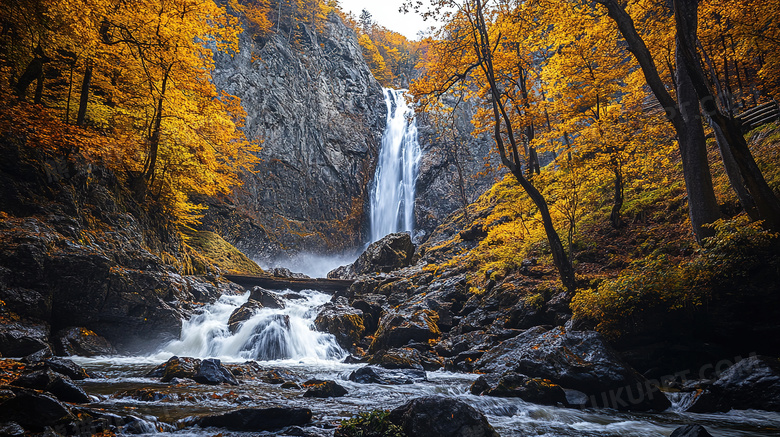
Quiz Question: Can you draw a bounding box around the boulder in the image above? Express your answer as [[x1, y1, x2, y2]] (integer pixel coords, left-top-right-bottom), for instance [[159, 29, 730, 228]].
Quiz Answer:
[[228, 300, 263, 333], [0, 388, 74, 431], [686, 355, 780, 413], [474, 326, 670, 411], [470, 373, 567, 406], [271, 268, 309, 279], [10, 369, 90, 403], [370, 309, 440, 352], [193, 359, 238, 386], [53, 327, 116, 357], [302, 379, 348, 398], [368, 348, 425, 370], [0, 322, 50, 358], [197, 407, 312, 431], [329, 233, 414, 279], [146, 356, 201, 382], [670, 425, 714, 437], [348, 365, 427, 385], [249, 287, 285, 309], [388, 396, 498, 437], [0, 422, 24, 436], [313, 301, 365, 350]]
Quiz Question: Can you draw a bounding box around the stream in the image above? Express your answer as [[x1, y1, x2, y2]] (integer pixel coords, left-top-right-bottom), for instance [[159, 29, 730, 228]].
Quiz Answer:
[[71, 288, 780, 436]]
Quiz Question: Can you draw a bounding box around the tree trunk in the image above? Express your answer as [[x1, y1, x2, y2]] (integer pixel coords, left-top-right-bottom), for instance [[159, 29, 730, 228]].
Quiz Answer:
[[15, 57, 44, 101], [675, 42, 721, 241], [610, 160, 624, 229], [76, 64, 93, 127], [712, 121, 758, 218], [33, 67, 44, 104], [143, 69, 170, 193]]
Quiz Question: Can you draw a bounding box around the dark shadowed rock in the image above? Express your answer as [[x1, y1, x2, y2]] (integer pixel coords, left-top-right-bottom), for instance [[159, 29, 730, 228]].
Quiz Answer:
[[54, 327, 117, 357], [368, 347, 425, 370], [314, 301, 365, 350], [228, 299, 263, 333], [370, 309, 440, 352], [0, 322, 50, 358], [249, 287, 285, 309], [475, 326, 670, 411], [39, 358, 90, 380], [470, 373, 567, 406], [0, 388, 74, 430], [302, 379, 348, 398], [348, 365, 427, 385], [193, 359, 238, 386], [197, 407, 312, 431], [670, 425, 714, 437], [11, 368, 90, 403], [329, 233, 414, 279], [686, 355, 780, 413], [388, 396, 498, 437]]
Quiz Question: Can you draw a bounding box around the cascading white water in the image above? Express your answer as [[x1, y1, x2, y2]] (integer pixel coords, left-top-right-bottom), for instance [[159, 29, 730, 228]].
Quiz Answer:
[[160, 290, 344, 362], [370, 88, 422, 242]]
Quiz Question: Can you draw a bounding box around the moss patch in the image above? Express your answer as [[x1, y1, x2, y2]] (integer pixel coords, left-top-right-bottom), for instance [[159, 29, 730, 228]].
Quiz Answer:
[[184, 229, 264, 275]]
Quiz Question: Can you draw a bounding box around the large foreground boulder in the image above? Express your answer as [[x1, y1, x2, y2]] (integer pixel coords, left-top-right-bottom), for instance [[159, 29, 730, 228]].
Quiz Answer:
[[197, 407, 312, 431], [329, 233, 414, 279], [474, 326, 670, 411], [0, 388, 74, 431], [302, 379, 348, 398], [470, 373, 567, 406], [388, 396, 498, 437], [10, 369, 90, 403], [0, 322, 50, 357], [686, 355, 780, 413], [192, 359, 238, 386]]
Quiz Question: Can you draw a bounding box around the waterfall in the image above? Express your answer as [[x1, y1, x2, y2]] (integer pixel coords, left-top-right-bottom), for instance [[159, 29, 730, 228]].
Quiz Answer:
[[369, 88, 422, 242], [160, 289, 344, 362]]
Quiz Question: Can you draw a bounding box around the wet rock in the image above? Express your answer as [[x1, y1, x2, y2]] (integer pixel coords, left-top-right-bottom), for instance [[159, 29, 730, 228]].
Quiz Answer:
[[670, 425, 714, 437], [470, 373, 567, 406], [281, 381, 301, 389], [38, 358, 90, 380], [22, 347, 53, 363], [370, 309, 440, 352], [228, 300, 263, 333], [475, 326, 670, 411], [686, 355, 780, 413], [197, 407, 312, 431], [348, 365, 427, 385], [350, 295, 385, 334], [302, 379, 348, 398], [0, 322, 50, 358], [193, 358, 238, 386], [146, 356, 201, 382], [0, 388, 74, 431], [271, 268, 309, 279], [249, 287, 285, 309], [313, 301, 365, 350], [368, 348, 425, 370], [116, 388, 181, 402], [54, 327, 117, 357], [0, 421, 24, 436], [329, 233, 415, 279], [11, 368, 90, 403], [388, 396, 498, 437]]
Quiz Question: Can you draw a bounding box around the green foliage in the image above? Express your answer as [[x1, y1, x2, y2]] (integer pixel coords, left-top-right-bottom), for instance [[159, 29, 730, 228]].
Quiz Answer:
[[335, 410, 406, 437], [571, 215, 779, 337]]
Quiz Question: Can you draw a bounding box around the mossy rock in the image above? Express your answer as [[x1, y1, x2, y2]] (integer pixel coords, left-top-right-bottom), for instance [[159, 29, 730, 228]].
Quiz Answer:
[[184, 230, 264, 275]]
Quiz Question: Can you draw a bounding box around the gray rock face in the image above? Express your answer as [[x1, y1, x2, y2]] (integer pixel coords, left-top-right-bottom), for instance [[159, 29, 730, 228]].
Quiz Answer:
[[328, 232, 414, 279], [208, 12, 385, 260], [686, 355, 780, 413]]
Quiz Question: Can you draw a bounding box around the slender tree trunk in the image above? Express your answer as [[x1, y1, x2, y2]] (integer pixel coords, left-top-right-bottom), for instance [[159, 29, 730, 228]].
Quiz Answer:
[[65, 63, 74, 123], [712, 121, 757, 217], [144, 70, 170, 191], [610, 160, 624, 229], [76, 64, 93, 127], [15, 57, 44, 101], [33, 67, 44, 104]]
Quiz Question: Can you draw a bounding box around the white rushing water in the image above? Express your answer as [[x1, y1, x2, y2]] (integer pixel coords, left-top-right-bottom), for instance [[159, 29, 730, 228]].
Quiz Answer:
[[370, 88, 422, 242], [159, 289, 344, 362]]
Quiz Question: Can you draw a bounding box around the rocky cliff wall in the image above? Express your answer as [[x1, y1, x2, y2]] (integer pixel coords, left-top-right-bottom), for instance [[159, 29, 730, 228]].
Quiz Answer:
[[207, 13, 385, 262]]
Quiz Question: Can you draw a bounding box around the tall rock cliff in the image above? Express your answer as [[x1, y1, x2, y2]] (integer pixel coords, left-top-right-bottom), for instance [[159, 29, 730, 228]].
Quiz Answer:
[[207, 12, 385, 263]]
